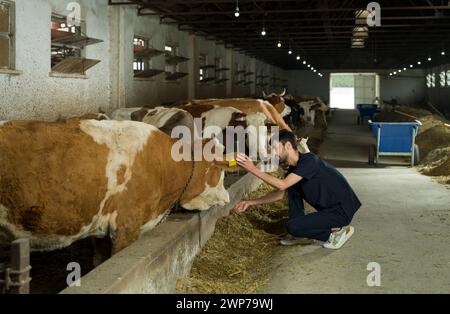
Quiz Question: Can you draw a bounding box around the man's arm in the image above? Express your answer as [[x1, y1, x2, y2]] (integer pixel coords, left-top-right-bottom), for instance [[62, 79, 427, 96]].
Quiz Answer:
[[237, 154, 303, 191], [234, 190, 285, 213]]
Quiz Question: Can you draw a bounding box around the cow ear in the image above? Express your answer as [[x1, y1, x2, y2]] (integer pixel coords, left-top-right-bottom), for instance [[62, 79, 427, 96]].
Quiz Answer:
[[280, 88, 286, 97]]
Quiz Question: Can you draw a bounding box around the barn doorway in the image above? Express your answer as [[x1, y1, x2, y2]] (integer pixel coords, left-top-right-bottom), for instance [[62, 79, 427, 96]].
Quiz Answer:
[[330, 73, 379, 109]]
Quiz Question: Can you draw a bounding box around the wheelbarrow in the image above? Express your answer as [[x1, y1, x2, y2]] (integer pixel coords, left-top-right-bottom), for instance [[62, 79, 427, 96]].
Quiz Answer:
[[368, 120, 422, 167], [357, 104, 381, 125]]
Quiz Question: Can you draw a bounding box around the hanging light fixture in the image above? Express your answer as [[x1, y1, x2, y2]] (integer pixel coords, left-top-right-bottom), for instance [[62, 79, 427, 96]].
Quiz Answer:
[[441, 51, 446, 56], [303, 61, 307, 65], [288, 50, 293, 55], [261, 26, 266, 36], [261, 17, 266, 36], [277, 40, 282, 48], [234, 0, 240, 17], [296, 56, 300, 60], [428, 57, 432, 61], [417, 61, 422, 65]]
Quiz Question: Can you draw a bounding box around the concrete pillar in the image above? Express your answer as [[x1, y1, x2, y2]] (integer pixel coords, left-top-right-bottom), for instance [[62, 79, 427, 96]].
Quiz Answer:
[[225, 48, 233, 97], [187, 33, 196, 100]]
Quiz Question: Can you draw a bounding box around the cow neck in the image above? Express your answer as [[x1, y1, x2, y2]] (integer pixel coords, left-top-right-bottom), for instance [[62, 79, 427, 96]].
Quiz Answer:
[[173, 151, 196, 211]]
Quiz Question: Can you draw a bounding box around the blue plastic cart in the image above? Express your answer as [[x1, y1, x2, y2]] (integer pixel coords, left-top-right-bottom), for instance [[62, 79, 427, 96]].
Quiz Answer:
[[368, 120, 422, 167], [357, 104, 381, 125]]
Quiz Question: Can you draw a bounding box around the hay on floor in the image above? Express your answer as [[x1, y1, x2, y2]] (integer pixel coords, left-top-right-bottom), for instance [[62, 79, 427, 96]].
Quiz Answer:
[[176, 180, 289, 294]]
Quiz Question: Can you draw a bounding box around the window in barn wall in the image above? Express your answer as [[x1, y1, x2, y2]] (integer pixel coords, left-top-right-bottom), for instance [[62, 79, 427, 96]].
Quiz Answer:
[[133, 37, 147, 73], [0, 0, 14, 70], [165, 44, 180, 78], [447, 70, 450, 87], [50, 14, 102, 76], [440, 71, 446, 87], [199, 54, 207, 82], [426, 73, 436, 88], [132, 35, 162, 79]]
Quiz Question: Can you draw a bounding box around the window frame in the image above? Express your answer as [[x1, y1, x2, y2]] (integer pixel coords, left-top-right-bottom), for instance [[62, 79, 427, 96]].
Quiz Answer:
[[50, 13, 91, 76], [165, 44, 179, 75], [133, 35, 152, 76], [198, 53, 208, 83], [439, 71, 446, 88], [0, 0, 15, 71]]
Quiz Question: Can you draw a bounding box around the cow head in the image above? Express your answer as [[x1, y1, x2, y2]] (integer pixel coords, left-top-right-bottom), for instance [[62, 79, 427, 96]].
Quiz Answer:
[[262, 89, 287, 115], [180, 138, 240, 211]]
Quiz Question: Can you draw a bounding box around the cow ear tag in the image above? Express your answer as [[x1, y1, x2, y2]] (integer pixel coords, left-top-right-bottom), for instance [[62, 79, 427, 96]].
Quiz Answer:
[[228, 159, 237, 167]]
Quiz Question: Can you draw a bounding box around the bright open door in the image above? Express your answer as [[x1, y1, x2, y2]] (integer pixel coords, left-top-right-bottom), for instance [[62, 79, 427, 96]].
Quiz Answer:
[[330, 73, 355, 109], [330, 73, 379, 109]]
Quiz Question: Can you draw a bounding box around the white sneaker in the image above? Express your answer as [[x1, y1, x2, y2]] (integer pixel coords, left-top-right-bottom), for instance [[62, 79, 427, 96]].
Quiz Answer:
[[280, 235, 314, 246], [323, 226, 355, 250]]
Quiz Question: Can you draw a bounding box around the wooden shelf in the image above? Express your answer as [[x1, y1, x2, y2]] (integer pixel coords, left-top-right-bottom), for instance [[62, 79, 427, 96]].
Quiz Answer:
[[244, 72, 255, 76], [244, 81, 254, 86], [200, 65, 216, 70], [235, 70, 246, 74], [166, 71, 188, 81], [216, 68, 230, 72], [51, 57, 100, 74], [216, 78, 229, 84], [134, 69, 165, 78], [51, 30, 103, 49], [165, 55, 189, 65], [236, 80, 246, 85], [134, 47, 164, 59], [200, 77, 216, 83]]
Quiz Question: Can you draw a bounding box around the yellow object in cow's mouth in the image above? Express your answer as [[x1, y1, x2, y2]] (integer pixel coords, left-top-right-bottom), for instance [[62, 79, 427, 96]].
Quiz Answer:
[[228, 159, 237, 167]]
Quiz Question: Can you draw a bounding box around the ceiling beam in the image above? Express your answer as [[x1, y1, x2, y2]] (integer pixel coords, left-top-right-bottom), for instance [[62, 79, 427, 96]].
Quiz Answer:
[[140, 6, 450, 16]]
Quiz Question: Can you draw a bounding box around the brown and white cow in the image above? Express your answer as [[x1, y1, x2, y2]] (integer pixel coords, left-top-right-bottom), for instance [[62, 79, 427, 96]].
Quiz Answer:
[[190, 98, 292, 132], [0, 119, 234, 254], [110, 106, 195, 140], [179, 103, 270, 159], [297, 97, 328, 128]]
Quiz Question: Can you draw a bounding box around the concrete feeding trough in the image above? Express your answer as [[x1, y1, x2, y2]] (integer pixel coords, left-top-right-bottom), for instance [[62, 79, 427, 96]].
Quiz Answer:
[[61, 172, 262, 294]]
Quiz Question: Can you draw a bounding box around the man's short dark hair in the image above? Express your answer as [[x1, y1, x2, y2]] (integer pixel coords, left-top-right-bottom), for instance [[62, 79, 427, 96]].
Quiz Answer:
[[277, 129, 298, 150]]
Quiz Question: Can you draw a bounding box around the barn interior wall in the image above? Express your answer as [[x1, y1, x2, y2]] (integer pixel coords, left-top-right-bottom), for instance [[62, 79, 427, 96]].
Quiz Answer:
[[286, 69, 427, 107], [380, 70, 426, 107], [0, 0, 284, 121], [286, 71, 331, 103]]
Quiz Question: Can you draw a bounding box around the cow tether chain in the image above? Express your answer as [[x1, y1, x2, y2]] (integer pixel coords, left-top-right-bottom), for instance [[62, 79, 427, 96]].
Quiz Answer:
[[156, 156, 196, 227]]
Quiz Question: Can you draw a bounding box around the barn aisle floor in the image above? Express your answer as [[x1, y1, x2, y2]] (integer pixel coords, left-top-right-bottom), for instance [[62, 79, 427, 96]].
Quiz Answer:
[[261, 109, 450, 293]]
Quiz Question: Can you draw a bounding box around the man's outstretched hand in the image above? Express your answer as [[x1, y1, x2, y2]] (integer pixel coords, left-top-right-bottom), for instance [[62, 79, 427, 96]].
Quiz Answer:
[[237, 153, 258, 173], [233, 200, 252, 214]]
